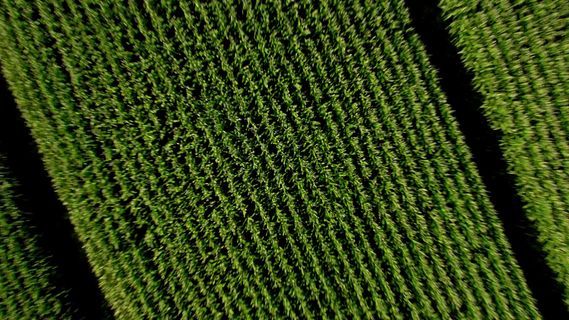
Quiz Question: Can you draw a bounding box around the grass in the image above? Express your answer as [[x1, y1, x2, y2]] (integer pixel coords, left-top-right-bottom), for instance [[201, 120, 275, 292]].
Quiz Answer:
[[440, 0, 569, 307], [0, 155, 72, 319], [0, 0, 546, 318]]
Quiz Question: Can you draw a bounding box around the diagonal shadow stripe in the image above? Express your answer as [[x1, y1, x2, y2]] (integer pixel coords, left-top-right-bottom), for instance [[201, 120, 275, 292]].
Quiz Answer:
[[403, 0, 568, 318], [0, 74, 113, 320]]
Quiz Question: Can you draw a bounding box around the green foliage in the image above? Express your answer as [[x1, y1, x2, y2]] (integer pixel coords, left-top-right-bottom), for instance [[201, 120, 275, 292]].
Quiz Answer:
[[0, 0, 541, 318], [440, 0, 569, 307], [0, 156, 72, 319]]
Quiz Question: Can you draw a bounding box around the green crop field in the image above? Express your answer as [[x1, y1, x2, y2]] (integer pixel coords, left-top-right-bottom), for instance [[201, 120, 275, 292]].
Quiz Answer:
[[0, 155, 72, 318], [440, 0, 569, 306], [0, 0, 566, 319]]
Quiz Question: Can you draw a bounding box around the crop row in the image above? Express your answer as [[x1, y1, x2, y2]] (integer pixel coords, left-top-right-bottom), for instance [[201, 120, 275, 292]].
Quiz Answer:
[[440, 0, 569, 307], [0, 0, 541, 318]]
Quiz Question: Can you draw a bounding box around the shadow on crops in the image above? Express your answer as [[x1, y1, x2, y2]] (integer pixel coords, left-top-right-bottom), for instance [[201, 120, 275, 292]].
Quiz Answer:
[[404, 0, 567, 318], [0, 74, 112, 319]]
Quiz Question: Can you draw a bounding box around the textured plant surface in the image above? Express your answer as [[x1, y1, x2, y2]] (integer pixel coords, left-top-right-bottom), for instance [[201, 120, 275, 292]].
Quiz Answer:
[[1, 0, 567, 319], [440, 0, 569, 306], [0, 156, 72, 319]]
